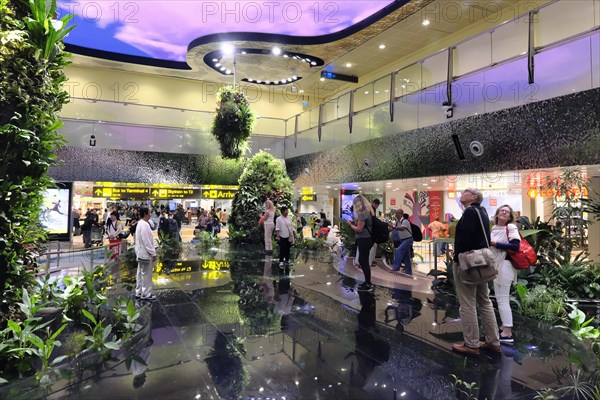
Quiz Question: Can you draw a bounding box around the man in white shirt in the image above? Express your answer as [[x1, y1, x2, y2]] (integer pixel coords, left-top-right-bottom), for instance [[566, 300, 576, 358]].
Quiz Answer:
[[275, 207, 295, 267], [135, 207, 157, 301]]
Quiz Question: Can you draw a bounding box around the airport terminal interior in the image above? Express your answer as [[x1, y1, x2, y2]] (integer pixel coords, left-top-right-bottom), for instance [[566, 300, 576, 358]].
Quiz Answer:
[[1, 0, 600, 399]]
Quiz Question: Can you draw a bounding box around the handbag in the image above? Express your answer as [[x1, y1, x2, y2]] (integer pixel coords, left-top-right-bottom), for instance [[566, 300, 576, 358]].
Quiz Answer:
[[505, 226, 537, 270], [457, 207, 498, 285]]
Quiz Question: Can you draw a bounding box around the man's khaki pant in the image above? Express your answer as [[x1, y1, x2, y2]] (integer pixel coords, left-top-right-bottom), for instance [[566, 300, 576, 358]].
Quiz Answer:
[[452, 263, 500, 348]]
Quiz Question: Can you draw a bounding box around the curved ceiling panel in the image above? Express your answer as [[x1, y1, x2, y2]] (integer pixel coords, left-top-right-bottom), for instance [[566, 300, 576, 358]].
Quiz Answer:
[[58, 0, 406, 67]]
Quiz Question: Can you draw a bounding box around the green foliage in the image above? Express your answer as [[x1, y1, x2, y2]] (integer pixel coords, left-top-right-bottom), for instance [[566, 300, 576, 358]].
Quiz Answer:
[[157, 237, 183, 263], [336, 217, 356, 256], [81, 309, 121, 352], [195, 231, 221, 252], [528, 263, 600, 299], [111, 297, 142, 341], [514, 284, 568, 324], [229, 151, 293, 244], [450, 374, 479, 400], [295, 237, 327, 251], [0, 0, 71, 307], [211, 86, 255, 159]]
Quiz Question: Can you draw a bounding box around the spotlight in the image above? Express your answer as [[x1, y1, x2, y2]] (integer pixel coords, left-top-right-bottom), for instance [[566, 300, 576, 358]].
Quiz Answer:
[[221, 43, 235, 55], [272, 47, 282, 56]]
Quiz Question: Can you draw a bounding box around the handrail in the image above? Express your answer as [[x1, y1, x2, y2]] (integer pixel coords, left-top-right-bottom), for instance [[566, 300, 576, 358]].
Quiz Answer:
[[38, 240, 128, 276], [285, 0, 597, 130]]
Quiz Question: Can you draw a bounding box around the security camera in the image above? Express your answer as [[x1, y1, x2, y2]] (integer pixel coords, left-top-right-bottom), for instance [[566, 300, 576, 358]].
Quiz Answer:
[[363, 159, 372, 167], [442, 101, 453, 119], [469, 141, 484, 157], [304, 167, 311, 176], [165, 168, 170, 173], [89, 135, 96, 147]]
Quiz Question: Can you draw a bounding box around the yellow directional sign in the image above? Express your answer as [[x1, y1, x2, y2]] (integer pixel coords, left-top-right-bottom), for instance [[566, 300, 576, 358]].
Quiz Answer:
[[201, 189, 236, 199], [301, 194, 317, 201], [301, 187, 314, 195]]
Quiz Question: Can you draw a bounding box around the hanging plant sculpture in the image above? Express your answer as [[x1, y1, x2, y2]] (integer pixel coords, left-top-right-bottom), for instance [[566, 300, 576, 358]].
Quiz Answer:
[[211, 86, 255, 159]]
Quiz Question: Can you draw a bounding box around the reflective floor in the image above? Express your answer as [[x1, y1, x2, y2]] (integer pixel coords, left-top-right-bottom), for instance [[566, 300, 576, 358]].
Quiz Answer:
[[47, 246, 590, 400]]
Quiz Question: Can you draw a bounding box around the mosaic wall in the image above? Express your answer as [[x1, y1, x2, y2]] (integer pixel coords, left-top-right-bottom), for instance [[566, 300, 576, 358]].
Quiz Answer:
[[286, 87, 600, 186], [49, 147, 246, 184]]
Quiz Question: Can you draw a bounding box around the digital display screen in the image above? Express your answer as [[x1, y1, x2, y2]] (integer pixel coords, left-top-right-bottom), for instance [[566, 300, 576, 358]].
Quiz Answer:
[[340, 193, 358, 222], [57, 1, 395, 62], [40, 187, 71, 236]]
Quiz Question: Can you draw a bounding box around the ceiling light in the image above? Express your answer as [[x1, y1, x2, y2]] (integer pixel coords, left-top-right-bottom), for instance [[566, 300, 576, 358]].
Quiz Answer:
[[212, 58, 218, 62], [265, 80, 270, 84], [358, 187, 362, 189], [272, 47, 282, 56], [375, 91, 379, 94], [257, 80, 262, 83], [345, 63, 352, 68], [320, 77, 325, 81], [379, 44, 386, 49], [219, 66, 226, 71], [248, 78, 253, 82], [241, 51, 247, 55], [292, 75, 297, 79], [221, 43, 235, 55], [422, 19, 430, 26], [274, 80, 279, 84], [299, 89, 304, 93], [364, 91, 369, 94], [283, 54, 289, 58], [225, 69, 231, 74], [215, 62, 221, 67], [311, 61, 317, 65]]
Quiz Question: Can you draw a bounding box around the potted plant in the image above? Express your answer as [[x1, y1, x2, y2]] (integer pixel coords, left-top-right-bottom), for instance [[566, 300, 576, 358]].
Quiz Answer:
[[211, 86, 255, 159]]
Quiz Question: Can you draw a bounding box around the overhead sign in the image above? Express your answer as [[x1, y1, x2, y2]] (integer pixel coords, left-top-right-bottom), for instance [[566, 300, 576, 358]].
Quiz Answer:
[[201, 189, 236, 199], [301, 187, 314, 195], [301, 194, 317, 201], [93, 186, 148, 200], [149, 188, 201, 199]]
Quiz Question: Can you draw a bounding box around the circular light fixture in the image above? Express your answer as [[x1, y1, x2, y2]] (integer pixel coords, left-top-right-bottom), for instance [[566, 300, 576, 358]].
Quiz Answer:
[[225, 69, 231, 74], [364, 91, 369, 94], [272, 47, 282, 56], [311, 61, 317, 65], [221, 43, 235, 55], [345, 63, 352, 68], [292, 75, 297, 79], [215, 62, 221, 67], [320, 77, 325, 81], [422, 19, 430, 26], [379, 44, 386, 49], [211, 58, 218, 62], [219, 66, 225, 71]]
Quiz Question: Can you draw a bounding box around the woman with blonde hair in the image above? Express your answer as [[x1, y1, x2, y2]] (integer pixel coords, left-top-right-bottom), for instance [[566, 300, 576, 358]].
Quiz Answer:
[[490, 204, 521, 344], [346, 195, 375, 291], [261, 199, 276, 253]]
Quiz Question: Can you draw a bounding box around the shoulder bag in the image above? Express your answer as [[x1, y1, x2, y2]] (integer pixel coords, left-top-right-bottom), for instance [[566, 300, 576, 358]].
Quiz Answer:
[[505, 226, 538, 270], [457, 207, 498, 285]]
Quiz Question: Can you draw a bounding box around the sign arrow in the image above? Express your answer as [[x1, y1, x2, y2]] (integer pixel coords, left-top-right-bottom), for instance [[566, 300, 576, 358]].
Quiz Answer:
[[152, 190, 159, 196], [95, 189, 102, 196]]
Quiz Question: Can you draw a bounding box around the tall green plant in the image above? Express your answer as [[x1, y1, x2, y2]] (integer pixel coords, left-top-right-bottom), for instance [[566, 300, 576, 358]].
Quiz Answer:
[[0, 0, 72, 304], [229, 151, 293, 244], [211, 86, 255, 159]]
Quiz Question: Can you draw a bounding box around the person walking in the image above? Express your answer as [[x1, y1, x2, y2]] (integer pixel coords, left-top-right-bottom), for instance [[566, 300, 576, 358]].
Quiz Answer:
[[490, 205, 521, 344], [81, 209, 99, 248], [275, 206, 295, 266], [355, 199, 380, 268], [346, 195, 374, 291], [452, 188, 500, 355], [390, 208, 414, 276], [261, 200, 276, 254], [135, 207, 157, 301], [428, 217, 447, 256]]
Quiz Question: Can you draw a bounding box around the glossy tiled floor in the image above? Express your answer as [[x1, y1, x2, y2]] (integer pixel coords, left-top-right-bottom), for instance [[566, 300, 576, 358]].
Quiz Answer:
[[46, 244, 590, 400]]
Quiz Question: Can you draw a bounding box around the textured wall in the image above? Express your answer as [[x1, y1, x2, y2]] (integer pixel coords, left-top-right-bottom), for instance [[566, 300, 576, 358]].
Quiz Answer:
[[49, 147, 246, 184], [286, 88, 600, 186]]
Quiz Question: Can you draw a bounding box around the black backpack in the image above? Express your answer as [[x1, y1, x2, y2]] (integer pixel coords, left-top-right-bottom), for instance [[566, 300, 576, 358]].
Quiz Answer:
[[367, 216, 390, 244], [410, 222, 423, 242]]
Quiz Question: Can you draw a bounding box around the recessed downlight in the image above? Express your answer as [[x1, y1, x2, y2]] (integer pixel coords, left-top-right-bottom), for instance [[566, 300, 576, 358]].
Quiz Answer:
[[272, 47, 282, 56], [345, 63, 352, 68], [422, 19, 430, 26], [379, 44, 386, 49], [221, 43, 235, 55]]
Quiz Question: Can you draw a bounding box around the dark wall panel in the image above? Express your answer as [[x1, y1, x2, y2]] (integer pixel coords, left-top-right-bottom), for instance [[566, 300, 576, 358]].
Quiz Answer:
[[49, 147, 246, 184], [286, 88, 600, 186]]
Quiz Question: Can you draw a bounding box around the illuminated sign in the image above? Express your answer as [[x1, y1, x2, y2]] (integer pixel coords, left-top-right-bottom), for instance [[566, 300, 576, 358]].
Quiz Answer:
[[156, 261, 199, 274], [301, 194, 317, 201], [93, 186, 148, 200], [301, 187, 314, 195], [201, 189, 237, 199], [202, 260, 231, 270], [321, 71, 359, 83], [149, 188, 201, 199]]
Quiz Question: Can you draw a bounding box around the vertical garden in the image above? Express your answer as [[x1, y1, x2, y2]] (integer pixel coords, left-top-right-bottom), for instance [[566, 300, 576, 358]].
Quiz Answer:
[[0, 0, 72, 311]]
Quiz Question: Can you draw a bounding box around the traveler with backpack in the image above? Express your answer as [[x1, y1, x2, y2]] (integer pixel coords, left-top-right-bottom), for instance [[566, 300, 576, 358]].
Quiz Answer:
[[346, 195, 375, 292], [490, 204, 521, 344], [354, 199, 380, 269], [390, 208, 414, 276]]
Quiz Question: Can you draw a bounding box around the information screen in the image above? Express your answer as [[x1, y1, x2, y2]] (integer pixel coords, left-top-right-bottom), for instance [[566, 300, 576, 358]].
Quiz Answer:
[[40, 186, 71, 237], [340, 193, 358, 222]]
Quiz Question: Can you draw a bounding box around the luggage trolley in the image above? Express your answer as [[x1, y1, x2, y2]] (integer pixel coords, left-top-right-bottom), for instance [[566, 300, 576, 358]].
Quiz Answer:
[[90, 226, 104, 247]]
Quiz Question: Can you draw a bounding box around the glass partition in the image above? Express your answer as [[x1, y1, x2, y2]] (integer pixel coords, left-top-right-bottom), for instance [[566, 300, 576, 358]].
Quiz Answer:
[[454, 33, 491, 76], [253, 117, 286, 136], [491, 18, 528, 63], [337, 93, 351, 118], [422, 51, 448, 88], [395, 63, 422, 98], [354, 82, 374, 112], [373, 75, 391, 106], [536, 0, 597, 47]]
